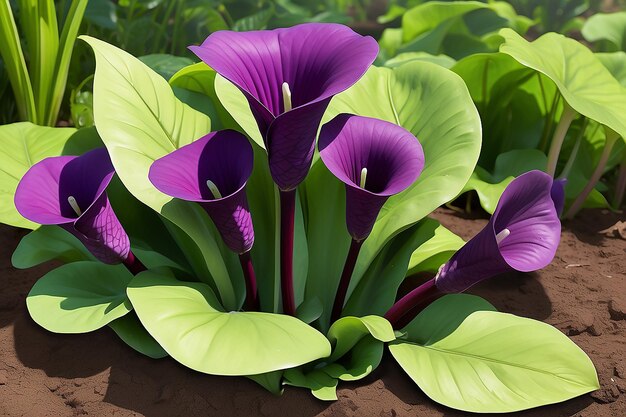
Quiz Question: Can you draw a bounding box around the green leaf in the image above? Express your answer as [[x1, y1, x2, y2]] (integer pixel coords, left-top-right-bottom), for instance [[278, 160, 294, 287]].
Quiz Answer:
[[0, 122, 76, 228], [283, 367, 338, 401], [11, 225, 95, 269], [582, 12, 626, 51], [597, 52, 626, 87], [322, 336, 384, 382], [384, 52, 456, 69], [247, 371, 284, 395], [400, 294, 496, 344], [127, 271, 331, 376], [139, 54, 194, 80], [499, 29, 626, 141], [27, 261, 133, 333], [327, 315, 395, 363], [390, 309, 599, 413], [313, 62, 480, 323], [407, 220, 464, 274], [109, 312, 168, 359], [81, 36, 240, 310]]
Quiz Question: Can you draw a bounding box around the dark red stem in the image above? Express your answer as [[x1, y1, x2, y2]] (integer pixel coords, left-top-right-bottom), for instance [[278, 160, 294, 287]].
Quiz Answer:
[[123, 250, 147, 275], [280, 189, 297, 316], [331, 239, 363, 323], [384, 278, 443, 329], [239, 251, 259, 311]]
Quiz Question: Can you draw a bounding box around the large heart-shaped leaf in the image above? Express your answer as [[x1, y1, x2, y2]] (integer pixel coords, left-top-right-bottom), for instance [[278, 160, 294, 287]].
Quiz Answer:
[[82, 36, 241, 310], [12, 225, 95, 268], [597, 52, 626, 86], [0, 122, 76, 229], [309, 62, 480, 322], [499, 29, 626, 141], [582, 12, 626, 51], [390, 307, 599, 412], [109, 312, 168, 359], [27, 261, 133, 333], [127, 271, 331, 376]]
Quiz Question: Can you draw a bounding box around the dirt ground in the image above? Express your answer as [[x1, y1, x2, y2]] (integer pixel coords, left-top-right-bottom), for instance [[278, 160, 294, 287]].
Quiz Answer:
[[0, 207, 624, 417]]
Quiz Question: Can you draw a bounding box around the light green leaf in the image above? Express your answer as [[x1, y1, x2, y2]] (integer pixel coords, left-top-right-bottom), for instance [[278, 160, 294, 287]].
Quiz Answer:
[[385, 52, 457, 69], [499, 29, 626, 141], [109, 312, 168, 359], [327, 315, 395, 363], [582, 12, 626, 51], [0, 122, 76, 229], [12, 225, 95, 269], [390, 310, 599, 413], [318, 62, 480, 321], [247, 371, 284, 395], [127, 271, 331, 376], [597, 52, 626, 87], [27, 261, 133, 333], [407, 221, 464, 274], [139, 54, 194, 80], [283, 368, 338, 401], [322, 336, 384, 382], [81, 36, 240, 310]]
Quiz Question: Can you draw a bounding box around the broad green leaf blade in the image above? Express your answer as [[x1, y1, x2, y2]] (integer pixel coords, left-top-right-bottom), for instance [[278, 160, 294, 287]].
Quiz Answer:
[[327, 315, 395, 363], [80, 35, 210, 213], [407, 220, 464, 274], [0, 122, 76, 228], [109, 312, 168, 359], [385, 52, 456, 69], [81, 36, 240, 310], [127, 271, 331, 376], [319, 62, 481, 319], [499, 29, 626, 141], [323, 336, 384, 381], [139, 54, 194, 80], [597, 52, 626, 87], [582, 12, 626, 51], [27, 261, 133, 333], [11, 225, 95, 268], [283, 368, 338, 401], [247, 371, 284, 395], [390, 310, 599, 413], [400, 294, 496, 344]]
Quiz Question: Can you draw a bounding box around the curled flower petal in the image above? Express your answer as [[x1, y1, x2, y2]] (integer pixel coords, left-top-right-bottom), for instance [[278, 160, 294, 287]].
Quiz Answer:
[[319, 114, 425, 241], [149, 130, 255, 254], [436, 170, 561, 293], [15, 148, 130, 264], [190, 23, 378, 190]]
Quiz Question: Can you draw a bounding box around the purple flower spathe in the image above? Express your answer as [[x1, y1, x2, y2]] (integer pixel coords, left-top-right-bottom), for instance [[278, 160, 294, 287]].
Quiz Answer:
[[319, 114, 425, 241], [190, 23, 378, 191], [435, 170, 561, 293], [149, 130, 255, 254], [14, 148, 130, 264]]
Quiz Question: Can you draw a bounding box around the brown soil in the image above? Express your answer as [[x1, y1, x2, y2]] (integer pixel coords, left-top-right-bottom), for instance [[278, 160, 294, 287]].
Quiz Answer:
[[1, 208, 625, 417]]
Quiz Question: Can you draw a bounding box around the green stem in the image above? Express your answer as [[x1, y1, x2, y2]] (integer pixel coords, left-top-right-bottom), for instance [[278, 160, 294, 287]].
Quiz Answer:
[[546, 102, 577, 177], [538, 92, 561, 153], [612, 149, 626, 209], [558, 117, 588, 179], [565, 131, 619, 219]]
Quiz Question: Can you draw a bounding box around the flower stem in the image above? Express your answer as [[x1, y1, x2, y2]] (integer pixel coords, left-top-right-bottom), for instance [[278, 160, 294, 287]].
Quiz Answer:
[[123, 250, 146, 275], [280, 189, 296, 316], [612, 150, 626, 209], [546, 103, 577, 177], [565, 131, 619, 219], [331, 239, 363, 323], [384, 278, 443, 329], [239, 251, 259, 311], [558, 117, 588, 180]]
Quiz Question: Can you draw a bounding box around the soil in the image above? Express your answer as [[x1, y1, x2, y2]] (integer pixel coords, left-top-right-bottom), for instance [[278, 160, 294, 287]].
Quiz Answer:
[[0, 208, 625, 417]]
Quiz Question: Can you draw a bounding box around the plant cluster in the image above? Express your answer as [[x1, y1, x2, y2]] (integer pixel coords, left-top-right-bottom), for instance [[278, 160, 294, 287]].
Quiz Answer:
[[1, 0, 625, 413]]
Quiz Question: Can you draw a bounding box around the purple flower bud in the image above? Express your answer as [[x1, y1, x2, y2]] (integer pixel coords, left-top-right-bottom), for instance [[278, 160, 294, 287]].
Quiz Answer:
[[435, 170, 561, 293], [149, 130, 255, 254], [190, 23, 378, 191], [319, 114, 425, 241], [14, 148, 130, 264]]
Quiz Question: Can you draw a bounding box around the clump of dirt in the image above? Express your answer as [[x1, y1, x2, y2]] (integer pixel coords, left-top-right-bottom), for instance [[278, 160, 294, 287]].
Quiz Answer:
[[0, 208, 624, 416]]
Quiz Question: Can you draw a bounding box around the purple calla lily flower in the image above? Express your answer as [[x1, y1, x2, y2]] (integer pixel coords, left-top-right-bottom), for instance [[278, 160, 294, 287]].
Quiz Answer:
[[189, 23, 378, 191], [14, 148, 137, 269], [191, 23, 377, 316], [149, 130, 258, 309], [318, 114, 425, 322], [385, 170, 562, 328]]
